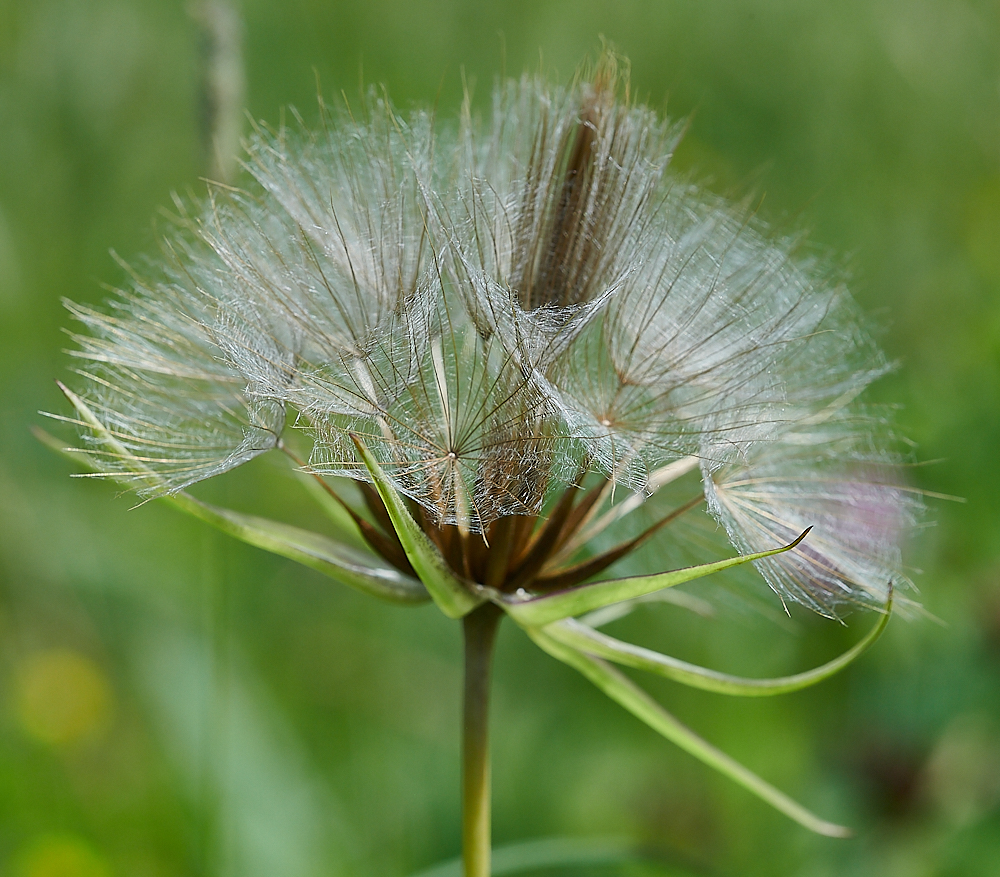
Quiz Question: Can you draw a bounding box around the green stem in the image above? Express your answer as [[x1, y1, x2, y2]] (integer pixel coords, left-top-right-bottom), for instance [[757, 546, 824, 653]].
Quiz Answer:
[[462, 602, 503, 877]]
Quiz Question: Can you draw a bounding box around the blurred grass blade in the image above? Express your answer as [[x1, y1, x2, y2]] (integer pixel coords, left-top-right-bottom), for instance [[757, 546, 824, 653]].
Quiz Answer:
[[351, 433, 482, 618], [528, 626, 852, 838], [408, 835, 696, 877], [503, 530, 811, 626], [542, 598, 891, 695], [38, 397, 429, 605]]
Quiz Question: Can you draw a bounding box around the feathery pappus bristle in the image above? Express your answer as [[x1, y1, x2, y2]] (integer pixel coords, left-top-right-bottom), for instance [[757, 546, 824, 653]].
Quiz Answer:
[[704, 408, 921, 617]]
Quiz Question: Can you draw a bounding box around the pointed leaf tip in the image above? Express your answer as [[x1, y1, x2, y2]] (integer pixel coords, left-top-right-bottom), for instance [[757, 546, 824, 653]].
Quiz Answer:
[[528, 627, 853, 838], [789, 526, 812, 548], [503, 527, 815, 627]]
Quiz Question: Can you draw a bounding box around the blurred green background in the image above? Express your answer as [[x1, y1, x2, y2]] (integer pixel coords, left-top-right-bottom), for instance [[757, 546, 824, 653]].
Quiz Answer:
[[2, 1, 999, 875]]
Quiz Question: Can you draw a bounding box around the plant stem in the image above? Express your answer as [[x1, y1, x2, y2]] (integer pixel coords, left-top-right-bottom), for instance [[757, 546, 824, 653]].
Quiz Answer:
[[462, 602, 503, 877]]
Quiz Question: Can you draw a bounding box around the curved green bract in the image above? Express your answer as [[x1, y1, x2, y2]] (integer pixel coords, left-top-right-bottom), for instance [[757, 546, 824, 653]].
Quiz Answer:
[[166, 493, 429, 604], [528, 626, 852, 838], [542, 598, 891, 695], [351, 433, 482, 619], [42, 388, 429, 605], [502, 529, 811, 627]]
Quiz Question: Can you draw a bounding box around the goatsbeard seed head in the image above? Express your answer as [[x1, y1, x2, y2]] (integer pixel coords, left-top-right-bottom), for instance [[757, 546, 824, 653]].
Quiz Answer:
[[59, 56, 919, 618]]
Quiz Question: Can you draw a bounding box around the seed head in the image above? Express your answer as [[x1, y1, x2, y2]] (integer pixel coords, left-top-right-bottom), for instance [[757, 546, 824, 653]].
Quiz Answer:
[[60, 57, 917, 617]]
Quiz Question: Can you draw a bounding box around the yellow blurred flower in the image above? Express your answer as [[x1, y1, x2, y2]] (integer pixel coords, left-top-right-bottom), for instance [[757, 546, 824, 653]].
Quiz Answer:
[[13, 834, 111, 877], [15, 649, 113, 746]]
